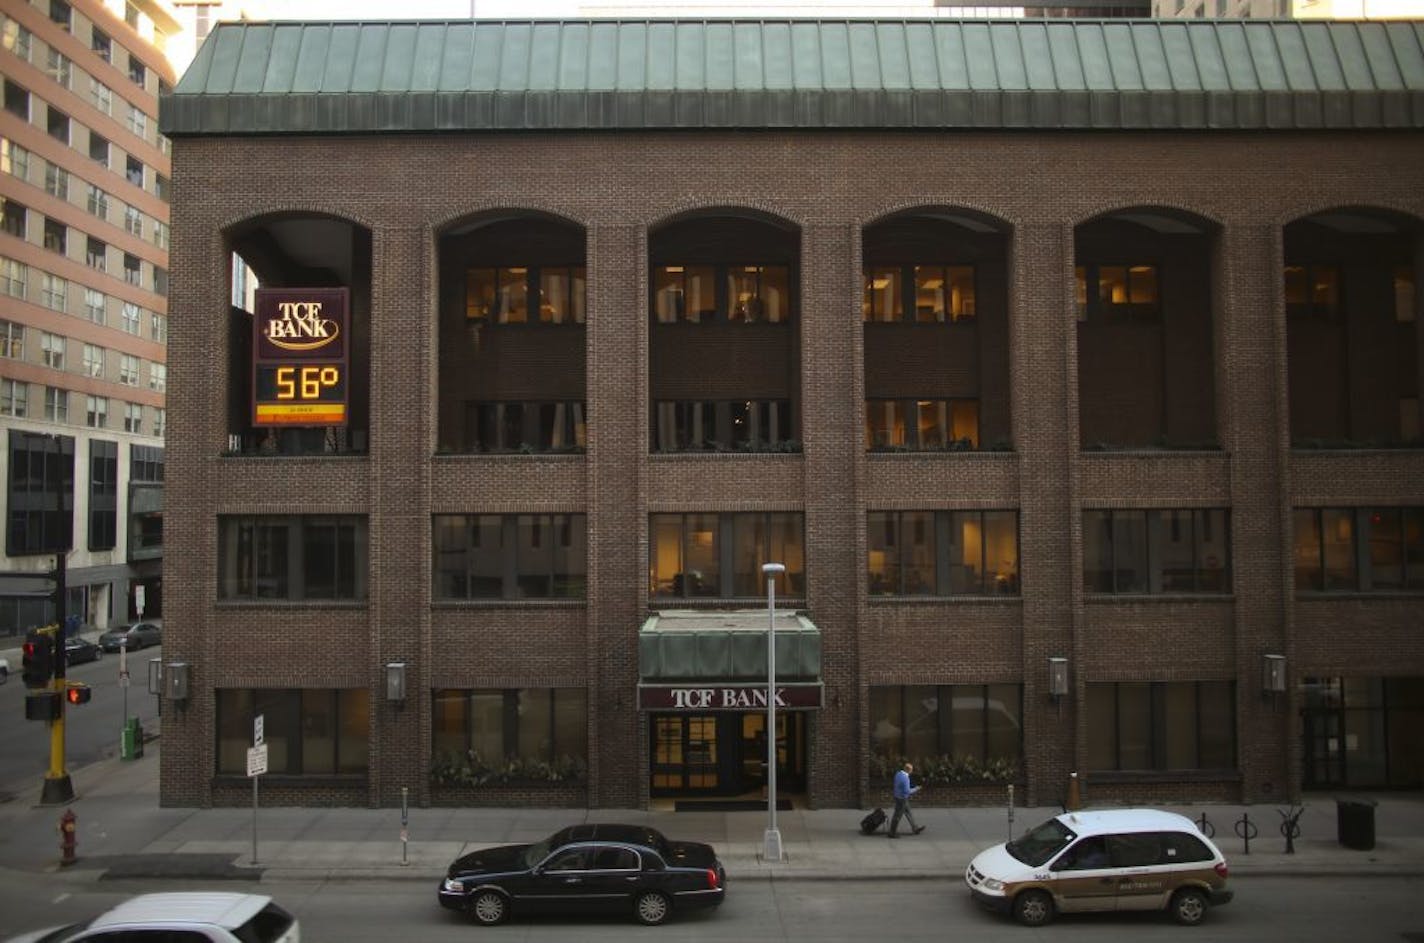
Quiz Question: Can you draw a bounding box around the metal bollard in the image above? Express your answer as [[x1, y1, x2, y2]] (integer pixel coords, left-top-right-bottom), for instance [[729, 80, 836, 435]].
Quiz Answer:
[[400, 786, 410, 866], [1233, 811, 1258, 855]]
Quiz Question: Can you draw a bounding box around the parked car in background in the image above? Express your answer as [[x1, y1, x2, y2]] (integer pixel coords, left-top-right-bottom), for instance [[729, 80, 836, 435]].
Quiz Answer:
[[2, 891, 299, 943], [63, 636, 103, 665], [965, 808, 1232, 928], [98, 621, 162, 653], [439, 823, 726, 926]]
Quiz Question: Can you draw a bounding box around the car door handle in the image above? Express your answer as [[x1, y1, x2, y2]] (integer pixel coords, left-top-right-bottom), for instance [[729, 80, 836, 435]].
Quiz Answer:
[[562, 877, 582, 884]]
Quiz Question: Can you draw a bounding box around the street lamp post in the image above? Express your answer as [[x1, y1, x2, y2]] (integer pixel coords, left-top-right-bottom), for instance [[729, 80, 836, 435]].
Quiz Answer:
[[762, 561, 786, 863]]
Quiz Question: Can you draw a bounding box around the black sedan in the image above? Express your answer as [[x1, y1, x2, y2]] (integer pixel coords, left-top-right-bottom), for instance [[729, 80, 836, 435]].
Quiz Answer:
[[63, 635, 103, 665], [98, 621, 162, 652], [438, 823, 725, 926]]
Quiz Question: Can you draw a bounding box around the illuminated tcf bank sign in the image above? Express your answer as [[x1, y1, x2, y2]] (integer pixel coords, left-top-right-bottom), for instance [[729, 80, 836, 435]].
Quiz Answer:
[[252, 288, 349, 427]]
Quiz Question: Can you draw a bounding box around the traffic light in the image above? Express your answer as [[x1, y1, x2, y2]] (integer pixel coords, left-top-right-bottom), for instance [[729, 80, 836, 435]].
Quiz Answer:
[[24, 691, 62, 721], [65, 683, 91, 706], [21, 629, 54, 688]]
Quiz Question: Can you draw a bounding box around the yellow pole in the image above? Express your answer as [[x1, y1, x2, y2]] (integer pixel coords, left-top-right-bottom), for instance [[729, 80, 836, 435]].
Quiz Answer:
[[48, 677, 67, 780]]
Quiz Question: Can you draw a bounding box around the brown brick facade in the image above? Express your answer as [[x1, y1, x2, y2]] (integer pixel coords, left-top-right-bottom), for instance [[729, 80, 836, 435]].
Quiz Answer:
[[161, 130, 1424, 809]]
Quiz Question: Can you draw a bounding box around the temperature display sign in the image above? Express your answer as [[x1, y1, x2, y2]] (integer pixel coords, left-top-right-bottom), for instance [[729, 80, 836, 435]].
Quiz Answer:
[[252, 288, 349, 427]]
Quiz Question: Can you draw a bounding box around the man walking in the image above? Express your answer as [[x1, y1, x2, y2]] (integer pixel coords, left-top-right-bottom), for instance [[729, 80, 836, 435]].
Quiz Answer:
[[888, 761, 926, 838]]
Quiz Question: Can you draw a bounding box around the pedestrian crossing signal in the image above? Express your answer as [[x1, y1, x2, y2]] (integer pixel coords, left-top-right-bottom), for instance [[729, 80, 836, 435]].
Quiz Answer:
[[65, 684, 92, 705]]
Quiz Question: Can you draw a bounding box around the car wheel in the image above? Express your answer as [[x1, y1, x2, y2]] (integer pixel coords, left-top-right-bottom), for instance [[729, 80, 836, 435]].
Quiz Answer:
[[1013, 889, 1054, 927], [467, 890, 508, 926], [634, 891, 671, 926], [1171, 887, 1209, 926]]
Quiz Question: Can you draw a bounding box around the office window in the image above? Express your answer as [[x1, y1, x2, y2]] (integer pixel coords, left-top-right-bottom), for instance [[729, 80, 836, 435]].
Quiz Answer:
[[49, 0, 72, 30], [153, 267, 167, 296], [86, 237, 106, 272], [866, 398, 979, 450], [218, 515, 369, 601], [123, 253, 140, 285], [125, 155, 143, 188], [1, 379, 27, 417], [868, 510, 1020, 596], [43, 162, 67, 199], [0, 319, 22, 358], [869, 684, 1023, 776], [466, 402, 586, 453], [125, 103, 146, 138], [82, 343, 103, 377], [862, 265, 976, 323], [152, 407, 164, 436], [1075, 264, 1159, 320], [123, 204, 142, 236], [128, 54, 145, 88], [1, 198, 24, 238], [39, 272, 66, 312], [1284, 264, 1341, 320], [151, 220, 168, 250], [1083, 509, 1231, 595], [652, 399, 795, 452], [3, 80, 28, 120], [88, 439, 116, 550], [217, 688, 369, 776], [650, 512, 804, 599], [652, 264, 791, 323], [148, 363, 165, 392], [2, 139, 31, 179], [0, 258, 25, 299], [120, 301, 140, 334], [43, 48, 70, 88], [463, 265, 586, 325], [40, 331, 63, 368], [85, 185, 109, 221], [91, 26, 110, 61], [2, 19, 32, 61], [85, 395, 107, 428], [154, 172, 170, 201], [119, 354, 139, 386], [88, 78, 111, 115], [432, 514, 586, 600], [46, 107, 69, 144], [130, 444, 163, 481], [43, 218, 66, 254], [88, 132, 109, 166], [432, 688, 587, 771], [1294, 507, 1424, 593], [1087, 681, 1236, 772], [84, 288, 105, 324], [1396, 267, 1416, 324], [149, 312, 166, 342], [6, 430, 74, 555], [43, 386, 67, 422]]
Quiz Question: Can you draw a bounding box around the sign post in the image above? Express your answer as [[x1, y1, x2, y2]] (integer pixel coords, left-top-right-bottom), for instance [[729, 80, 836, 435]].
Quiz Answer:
[[247, 714, 267, 865]]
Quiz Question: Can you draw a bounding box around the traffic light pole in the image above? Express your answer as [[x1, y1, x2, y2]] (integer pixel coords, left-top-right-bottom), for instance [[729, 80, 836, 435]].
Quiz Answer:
[[41, 552, 73, 805]]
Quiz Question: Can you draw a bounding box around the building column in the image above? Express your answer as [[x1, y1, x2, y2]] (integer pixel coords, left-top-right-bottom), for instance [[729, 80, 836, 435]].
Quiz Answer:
[[586, 223, 646, 808], [1217, 222, 1295, 801], [1010, 223, 1079, 808], [368, 225, 433, 807], [800, 221, 862, 807]]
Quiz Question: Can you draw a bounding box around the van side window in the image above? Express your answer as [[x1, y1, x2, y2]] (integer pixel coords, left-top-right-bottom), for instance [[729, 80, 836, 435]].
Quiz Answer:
[[1055, 836, 1111, 870], [1159, 830, 1213, 862], [1107, 833, 1163, 867]]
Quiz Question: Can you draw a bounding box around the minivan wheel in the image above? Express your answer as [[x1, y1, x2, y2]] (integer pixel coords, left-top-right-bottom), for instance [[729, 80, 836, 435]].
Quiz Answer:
[[634, 891, 671, 926], [1013, 889, 1054, 927], [468, 890, 508, 925], [1171, 887, 1208, 926]]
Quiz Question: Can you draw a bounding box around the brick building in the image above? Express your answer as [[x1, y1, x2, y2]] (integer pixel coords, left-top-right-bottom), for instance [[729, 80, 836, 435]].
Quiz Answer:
[[157, 18, 1424, 809]]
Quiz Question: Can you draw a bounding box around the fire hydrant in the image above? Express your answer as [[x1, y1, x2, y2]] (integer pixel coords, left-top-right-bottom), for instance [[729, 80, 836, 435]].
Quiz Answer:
[[59, 809, 77, 866]]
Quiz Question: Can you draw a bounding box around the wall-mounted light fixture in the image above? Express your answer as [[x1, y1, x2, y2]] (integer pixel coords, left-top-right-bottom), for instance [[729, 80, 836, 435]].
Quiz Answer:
[[1263, 654, 1286, 697], [386, 662, 407, 705], [165, 661, 190, 702], [1047, 657, 1069, 699]]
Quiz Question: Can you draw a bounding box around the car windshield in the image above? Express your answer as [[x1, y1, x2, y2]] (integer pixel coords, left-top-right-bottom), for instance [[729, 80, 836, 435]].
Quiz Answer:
[[232, 902, 296, 943], [523, 838, 554, 869], [1005, 817, 1077, 867]]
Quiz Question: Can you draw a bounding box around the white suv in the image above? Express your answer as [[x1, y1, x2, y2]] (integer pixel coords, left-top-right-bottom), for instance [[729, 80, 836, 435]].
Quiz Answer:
[[4, 892, 299, 943]]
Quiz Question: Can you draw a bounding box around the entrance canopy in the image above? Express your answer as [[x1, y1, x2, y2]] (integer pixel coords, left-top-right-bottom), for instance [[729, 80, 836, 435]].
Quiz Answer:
[[639, 609, 822, 711]]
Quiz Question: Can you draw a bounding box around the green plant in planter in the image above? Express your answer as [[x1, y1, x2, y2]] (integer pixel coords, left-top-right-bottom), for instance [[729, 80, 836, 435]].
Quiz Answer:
[[870, 752, 1019, 786], [430, 749, 588, 787]]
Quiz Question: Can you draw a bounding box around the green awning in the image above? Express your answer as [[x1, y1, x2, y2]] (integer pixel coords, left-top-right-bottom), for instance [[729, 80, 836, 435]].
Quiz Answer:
[[638, 609, 820, 683]]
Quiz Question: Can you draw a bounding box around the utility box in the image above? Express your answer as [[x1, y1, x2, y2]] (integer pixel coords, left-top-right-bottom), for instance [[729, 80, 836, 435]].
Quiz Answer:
[[165, 661, 190, 701], [120, 717, 144, 760], [1337, 797, 1378, 850]]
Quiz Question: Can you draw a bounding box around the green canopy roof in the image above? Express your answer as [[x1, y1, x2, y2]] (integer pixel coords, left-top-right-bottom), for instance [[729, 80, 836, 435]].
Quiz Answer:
[[160, 18, 1424, 135]]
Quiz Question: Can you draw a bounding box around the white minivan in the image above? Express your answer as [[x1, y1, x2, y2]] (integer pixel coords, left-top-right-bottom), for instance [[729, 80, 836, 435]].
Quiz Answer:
[[965, 808, 1233, 927]]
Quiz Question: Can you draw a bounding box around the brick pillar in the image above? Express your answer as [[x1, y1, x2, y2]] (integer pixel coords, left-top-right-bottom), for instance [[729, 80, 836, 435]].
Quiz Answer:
[[800, 221, 862, 807], [1011, 223, 1079, 807], [1218, 222, 1294, 802], [369, 225, 432, 806], [586, 223, 645, 808]]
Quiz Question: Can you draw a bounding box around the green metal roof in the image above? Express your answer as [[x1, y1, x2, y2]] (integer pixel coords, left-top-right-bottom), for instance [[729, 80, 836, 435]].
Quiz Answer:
[[160, 18, 1424, 135]]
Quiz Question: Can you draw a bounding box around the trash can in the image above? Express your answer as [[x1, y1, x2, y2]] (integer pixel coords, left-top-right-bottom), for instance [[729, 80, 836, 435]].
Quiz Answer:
[[120, 717, 144, 761], [1336, 797, 1377, 850]]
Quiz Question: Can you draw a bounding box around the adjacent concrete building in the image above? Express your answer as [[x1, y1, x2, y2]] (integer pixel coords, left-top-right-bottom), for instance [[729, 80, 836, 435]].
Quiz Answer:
[[158, 18, 1424, 809]]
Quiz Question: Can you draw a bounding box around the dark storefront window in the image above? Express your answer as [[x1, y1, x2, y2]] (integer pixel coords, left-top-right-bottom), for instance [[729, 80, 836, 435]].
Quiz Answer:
[[1294, 507, 1424, 593], [432, 688, 588, 774], [87, 439, 116, 550], [1302, 677, 1424, 789], [217, 688, 369, 776], [868, 684, 1022, 781], [1086, 681, 1236, 772], [650, 512, 804, 599], [130, 444, 164, 481], [1083, 509, 1231, 595], [432, 514, 586, 600], [6, 430, 72, 555], [867, 510, 1019, 596], [217, 516, 367, 601]]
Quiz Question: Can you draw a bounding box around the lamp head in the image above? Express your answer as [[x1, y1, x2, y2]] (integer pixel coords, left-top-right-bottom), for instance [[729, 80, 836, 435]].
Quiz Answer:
[[762, 562, 786, 575]]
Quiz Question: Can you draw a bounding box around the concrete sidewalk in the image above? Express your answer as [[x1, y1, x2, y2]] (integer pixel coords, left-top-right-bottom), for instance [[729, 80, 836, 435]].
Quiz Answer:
[[1, 741, 1421, 884]]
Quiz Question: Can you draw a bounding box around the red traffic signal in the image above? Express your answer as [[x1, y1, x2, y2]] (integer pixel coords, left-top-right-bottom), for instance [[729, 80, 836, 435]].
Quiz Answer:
[[65, 684, 92, 706], [21, 630, 54, 688]]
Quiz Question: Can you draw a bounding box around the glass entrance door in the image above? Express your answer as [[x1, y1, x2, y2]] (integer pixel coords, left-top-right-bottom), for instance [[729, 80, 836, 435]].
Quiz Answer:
[[651, 714, 719, 793], [650, 712, 807, 798]]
